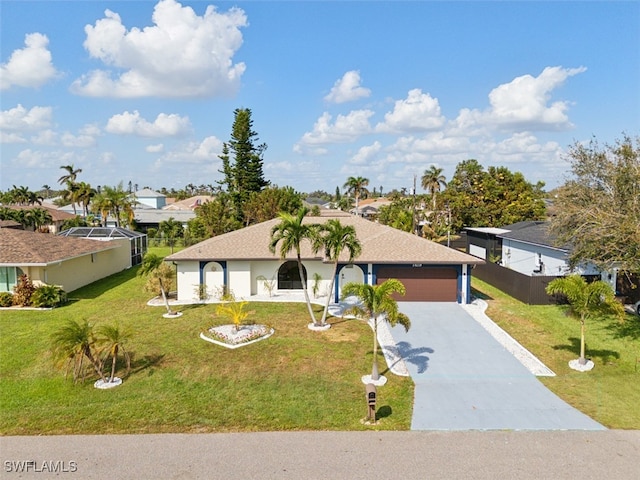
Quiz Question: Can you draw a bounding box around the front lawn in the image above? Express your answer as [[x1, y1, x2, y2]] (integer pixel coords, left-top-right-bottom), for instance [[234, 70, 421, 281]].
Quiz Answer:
[[473, 278, 640, 429], [0, 264, 413, 435]]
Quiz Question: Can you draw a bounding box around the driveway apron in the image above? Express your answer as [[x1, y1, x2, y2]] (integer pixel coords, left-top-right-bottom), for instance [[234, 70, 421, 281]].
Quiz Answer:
[[389, 303, 605, 431]]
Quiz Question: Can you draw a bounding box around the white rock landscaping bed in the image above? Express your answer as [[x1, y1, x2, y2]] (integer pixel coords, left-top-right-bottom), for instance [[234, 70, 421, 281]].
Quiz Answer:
[[200, 324, 274, 349]]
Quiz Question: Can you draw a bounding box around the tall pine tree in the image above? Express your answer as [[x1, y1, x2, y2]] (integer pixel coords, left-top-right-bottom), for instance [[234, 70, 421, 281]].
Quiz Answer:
[[218, 108, 268, 219]]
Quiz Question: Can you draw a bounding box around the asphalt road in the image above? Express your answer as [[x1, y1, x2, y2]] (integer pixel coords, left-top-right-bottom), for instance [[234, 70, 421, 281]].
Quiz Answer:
[[2, 430, 639, 479]]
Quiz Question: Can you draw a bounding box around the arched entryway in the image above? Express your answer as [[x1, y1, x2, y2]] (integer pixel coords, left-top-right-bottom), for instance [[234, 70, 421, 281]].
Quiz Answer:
[[338, 264, 365, 298], [278, 261, 307, 290]]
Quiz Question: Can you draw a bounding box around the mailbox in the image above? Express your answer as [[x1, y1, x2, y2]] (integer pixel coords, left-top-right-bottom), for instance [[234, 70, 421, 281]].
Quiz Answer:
[[365, 383, 377, 421]]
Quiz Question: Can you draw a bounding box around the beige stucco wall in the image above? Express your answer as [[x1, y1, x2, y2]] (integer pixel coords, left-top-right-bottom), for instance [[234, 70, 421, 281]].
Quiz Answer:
[[24, 239, 131, 293]]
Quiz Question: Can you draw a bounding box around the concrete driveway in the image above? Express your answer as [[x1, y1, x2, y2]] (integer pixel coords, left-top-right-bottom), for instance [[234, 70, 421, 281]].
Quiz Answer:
[[389, 303, 605, 431]]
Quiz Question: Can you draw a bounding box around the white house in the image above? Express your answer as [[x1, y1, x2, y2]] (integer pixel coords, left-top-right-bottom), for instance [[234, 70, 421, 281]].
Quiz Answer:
[[166, 210, 484, 304]]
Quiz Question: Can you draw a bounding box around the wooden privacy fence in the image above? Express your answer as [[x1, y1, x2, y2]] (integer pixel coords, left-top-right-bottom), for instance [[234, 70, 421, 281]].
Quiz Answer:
[[473, 260, 557, 305]]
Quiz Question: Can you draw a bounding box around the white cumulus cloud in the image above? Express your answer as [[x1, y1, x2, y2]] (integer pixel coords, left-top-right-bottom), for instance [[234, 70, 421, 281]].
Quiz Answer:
[[349, 141, 382, 165], [296, 110, 374, 149], [70, 0, 247, 98], [455, 66, 587, 131], [376, 89, 445, 133], [324, 70, 371, 104], [1, 33, 59, 90], [146, 143, 165, 153], [153, 135, 223, 168], [0, 104, 53, 132], [105, 110, 191, 137]]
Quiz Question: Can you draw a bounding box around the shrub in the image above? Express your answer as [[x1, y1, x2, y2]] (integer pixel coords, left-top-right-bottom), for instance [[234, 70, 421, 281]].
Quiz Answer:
[[12, 274, 36, 306], [0, 292, 13, 307], [31, 284, 67, 308]]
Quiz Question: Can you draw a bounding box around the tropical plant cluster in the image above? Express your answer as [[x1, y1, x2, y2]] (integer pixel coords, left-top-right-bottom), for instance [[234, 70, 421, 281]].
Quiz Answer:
[[51, 319, 130, 384], [0, 274, 67, 308]]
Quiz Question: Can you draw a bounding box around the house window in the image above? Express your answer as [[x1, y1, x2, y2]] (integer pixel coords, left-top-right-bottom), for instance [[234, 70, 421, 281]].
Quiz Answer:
[[277, 261, 306, 290], [0, 267, 22, 293]]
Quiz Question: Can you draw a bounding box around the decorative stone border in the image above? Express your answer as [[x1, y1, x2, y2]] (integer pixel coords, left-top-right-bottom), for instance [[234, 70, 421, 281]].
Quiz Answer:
[[94, 377, 122, 389], [200, 325, 274, 349], [308, 323, 331, 332]]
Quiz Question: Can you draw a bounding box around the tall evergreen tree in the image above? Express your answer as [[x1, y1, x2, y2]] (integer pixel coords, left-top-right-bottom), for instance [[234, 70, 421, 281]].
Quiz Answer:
[[218, 108, 268, 218]]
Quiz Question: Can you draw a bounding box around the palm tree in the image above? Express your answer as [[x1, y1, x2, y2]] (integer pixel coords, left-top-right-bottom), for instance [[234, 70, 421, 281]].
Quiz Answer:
[[343, 176, 370, 216], [58, 164, 82, 185], [341, 279, 411, 381], [8, 185, 41, 205], [75, 182, 96, 217], [93, 183, 134, 227], [215, 299, 251, 332], [269, 207, 319, 326], [546, 275, 624, 366], [314, 219, 362, 326], [51, 319, 105, 383], [41, 184, 52, 199], [58, 164, 83, 215], [159, 217, 184, 253], [421, 166, 447, 211], [96, 323, 131, 383], [138, 253, 177, 316], [27, 207, 53, 232]]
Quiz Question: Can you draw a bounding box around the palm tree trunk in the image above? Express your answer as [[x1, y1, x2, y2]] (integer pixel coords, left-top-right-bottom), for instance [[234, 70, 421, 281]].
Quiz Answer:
[[159, 279, 173, 315], [297, 254, 316, 324], [579, 318, 586, 364], [320, 262, 339, 325], [109, 345, 118, 382], [371, 318, 379, 380], [84, 346, 105, 382]]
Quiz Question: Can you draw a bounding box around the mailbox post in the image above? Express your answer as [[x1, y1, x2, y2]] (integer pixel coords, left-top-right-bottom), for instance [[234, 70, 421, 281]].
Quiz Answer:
[[365, 383, 377, 422]]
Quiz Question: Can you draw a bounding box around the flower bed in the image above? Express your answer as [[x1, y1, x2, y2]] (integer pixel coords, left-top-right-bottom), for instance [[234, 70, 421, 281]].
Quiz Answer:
[[200, 324, 274, 349]]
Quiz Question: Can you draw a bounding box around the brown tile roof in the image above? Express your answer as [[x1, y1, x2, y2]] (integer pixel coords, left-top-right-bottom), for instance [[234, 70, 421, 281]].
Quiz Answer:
[[9, 205, 76, 222], [166, 213, 483, 265], [0, 228, 118, 266]]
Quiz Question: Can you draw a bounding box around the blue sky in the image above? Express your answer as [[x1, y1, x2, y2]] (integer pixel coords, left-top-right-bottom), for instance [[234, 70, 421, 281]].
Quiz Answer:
[[1, 0, 639, 195]]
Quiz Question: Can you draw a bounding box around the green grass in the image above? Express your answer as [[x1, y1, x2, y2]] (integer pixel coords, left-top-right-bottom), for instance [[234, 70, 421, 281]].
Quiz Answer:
[[472, 278, 640, 429], [0, 254, 413, 435]]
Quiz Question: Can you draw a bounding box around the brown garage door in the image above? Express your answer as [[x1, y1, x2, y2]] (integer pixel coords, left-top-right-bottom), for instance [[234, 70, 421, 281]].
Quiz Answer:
[[376, 266, 458, 302]]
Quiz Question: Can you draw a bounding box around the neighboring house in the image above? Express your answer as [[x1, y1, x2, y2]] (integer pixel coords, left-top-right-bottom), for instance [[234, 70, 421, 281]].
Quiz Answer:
[[133, 188, 167, 209], [163, 195, 214, 211], [0, 228, 134, 294], [166, 210, 484, 304], [466, 221, 610, 304], [5, 205, 76, 234], [0, 220, 22, 229], [350, 197, 392, 219], [133, 209, 195, 233], [58, 227, 147, 267]]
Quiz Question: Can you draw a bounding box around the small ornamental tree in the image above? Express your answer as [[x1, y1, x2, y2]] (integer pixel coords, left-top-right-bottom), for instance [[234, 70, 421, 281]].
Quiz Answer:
[[138, 253, 177, 316], [12, 274, 36, 306], [341, 279, 411, 381], [546, 275, 625, 367], [51, 319, 105, 383], [97, 323, 131, 383], [215, 298, 253, 332]]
